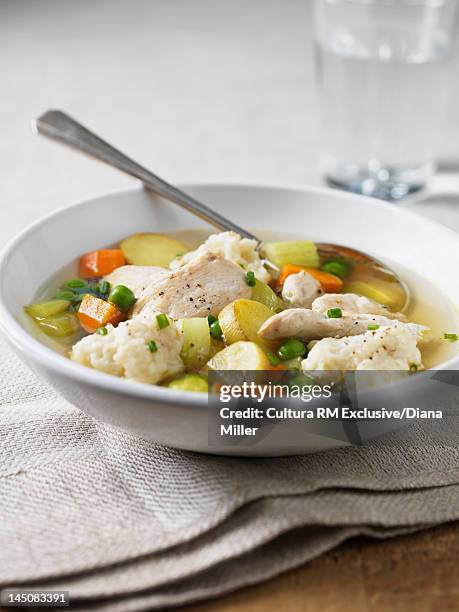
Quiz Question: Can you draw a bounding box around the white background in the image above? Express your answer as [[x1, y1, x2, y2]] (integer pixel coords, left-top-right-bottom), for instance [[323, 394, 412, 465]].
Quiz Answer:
[[1, 0, 459, 246]]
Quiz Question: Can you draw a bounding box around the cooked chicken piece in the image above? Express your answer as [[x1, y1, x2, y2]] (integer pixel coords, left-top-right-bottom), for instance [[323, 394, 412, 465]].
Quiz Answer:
[[282, 271, 323, 308], [170, 230, 271, 283], [302, 324, 424, 371], [258, 308, 427, 341], [312, 293, 406, 321], [70, 311, 183, 384], [259, 309, 345, 340], [134, 252, 251, 319], [105, 265, 167, 298]]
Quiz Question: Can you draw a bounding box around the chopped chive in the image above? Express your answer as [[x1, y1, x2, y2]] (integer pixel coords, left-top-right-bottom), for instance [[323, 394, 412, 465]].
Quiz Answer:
[[65, 279, 87, 289], [267, 352, 281, 367], [443, 332, 458, 342], [409, 363, 418, 373], [327, 308, 342, 319], [156, 313, 170, 329], [209, 320, 223, 340], [148, 340, 158, 353], [207, 314, 217, 325], [175, 251, 185, 257], [96, 326, 108, 336], [98, 280, 110, 296], [108, 285, 136, 311], [245, 271, 256, 287], [367, 324, 379, 331]]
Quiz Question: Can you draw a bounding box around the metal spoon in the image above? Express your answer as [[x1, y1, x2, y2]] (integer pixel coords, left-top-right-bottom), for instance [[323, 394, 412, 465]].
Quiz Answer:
[[33, 110, 410, 311]]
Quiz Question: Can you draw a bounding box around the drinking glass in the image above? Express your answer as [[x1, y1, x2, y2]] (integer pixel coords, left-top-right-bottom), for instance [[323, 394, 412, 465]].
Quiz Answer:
[[314, 0, 458, 200]]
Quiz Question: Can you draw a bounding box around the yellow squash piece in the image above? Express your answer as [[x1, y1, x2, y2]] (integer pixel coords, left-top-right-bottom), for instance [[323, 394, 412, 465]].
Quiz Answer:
[[218, 299, 277, 353], [250, 279, 280, 312], [168, 374, 208, 393], [207, 341, 271, 370], [120, 233, 188, 267]]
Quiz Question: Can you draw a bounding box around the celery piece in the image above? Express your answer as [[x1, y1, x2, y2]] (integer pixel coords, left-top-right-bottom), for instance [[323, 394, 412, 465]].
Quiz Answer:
[[263, 240, 319, 268], [180, 317, 211, 368], [33, 312, 79, 337], [24, 299, 71, 319], [250, 279, 279, 312], [168, 374, 208, 393]]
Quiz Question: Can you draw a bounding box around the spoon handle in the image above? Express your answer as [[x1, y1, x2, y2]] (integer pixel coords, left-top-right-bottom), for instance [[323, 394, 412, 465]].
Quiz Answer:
[[34, 110, 259, 241]]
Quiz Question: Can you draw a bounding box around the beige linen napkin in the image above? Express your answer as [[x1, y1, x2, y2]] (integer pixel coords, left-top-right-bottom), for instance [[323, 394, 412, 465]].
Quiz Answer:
[[1, 333, 459, 610]]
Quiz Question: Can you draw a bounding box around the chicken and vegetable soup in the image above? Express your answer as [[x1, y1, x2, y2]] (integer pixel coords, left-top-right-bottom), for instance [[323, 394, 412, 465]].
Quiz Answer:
[[25, 231, 458, 392]]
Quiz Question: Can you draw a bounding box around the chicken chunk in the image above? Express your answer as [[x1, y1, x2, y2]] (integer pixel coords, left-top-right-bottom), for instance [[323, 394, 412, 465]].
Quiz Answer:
[[105, 265, 167, 298], [135, 253, 251, 319], [302, 324, 424, 371], [170, 230, 271, 283], [259, 309, 346, 340], [258, 308, 427, 341], [282, 271, 323, 308], [70, 311, 183, 384], [312, 293, 406, 321]]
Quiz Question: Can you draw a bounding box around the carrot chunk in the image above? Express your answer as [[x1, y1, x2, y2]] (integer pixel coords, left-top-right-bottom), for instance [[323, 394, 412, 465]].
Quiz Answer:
[[278, 264, 343, 293], [77, 294, 125, 333], [79, 249, 125, 278]]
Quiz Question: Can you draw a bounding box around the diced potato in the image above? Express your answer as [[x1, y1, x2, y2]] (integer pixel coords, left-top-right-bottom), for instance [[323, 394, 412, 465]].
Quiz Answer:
[[264, 240, 319, 268], [207, 341, 271, 370], [120, 233, 188, 267], [180, 317, 211, 368], [250, 279, 279, 312], [168, 374, 208, 393], [218, 299, 277, 353]]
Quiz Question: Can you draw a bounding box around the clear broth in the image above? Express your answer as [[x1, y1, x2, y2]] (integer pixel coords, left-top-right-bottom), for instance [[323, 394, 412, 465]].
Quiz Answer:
[[29, 229, 459, 369]]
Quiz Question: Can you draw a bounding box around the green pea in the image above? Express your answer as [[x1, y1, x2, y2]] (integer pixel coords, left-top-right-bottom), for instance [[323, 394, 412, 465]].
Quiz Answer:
[[267, 352, 281, 367], [277, 338, 307, 360], [321, 261, 349, 278]]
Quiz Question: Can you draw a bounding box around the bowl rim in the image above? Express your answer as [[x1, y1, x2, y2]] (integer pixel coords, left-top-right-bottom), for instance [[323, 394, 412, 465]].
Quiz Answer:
[[0, 180, 458, 408]]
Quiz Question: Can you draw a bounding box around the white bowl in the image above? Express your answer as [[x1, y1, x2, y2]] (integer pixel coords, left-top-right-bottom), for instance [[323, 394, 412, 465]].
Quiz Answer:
[[0, 183, 458, 456]]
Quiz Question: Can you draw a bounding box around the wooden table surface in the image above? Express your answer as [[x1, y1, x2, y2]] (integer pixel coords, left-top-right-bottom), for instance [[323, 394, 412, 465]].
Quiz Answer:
[[188, 522, 459, 612]]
